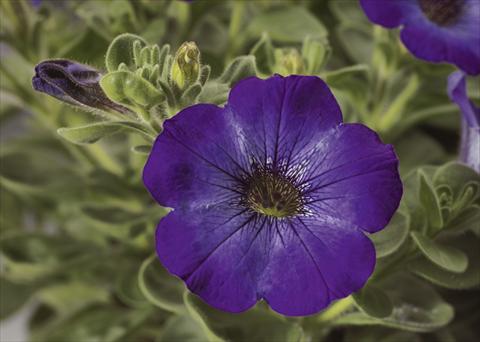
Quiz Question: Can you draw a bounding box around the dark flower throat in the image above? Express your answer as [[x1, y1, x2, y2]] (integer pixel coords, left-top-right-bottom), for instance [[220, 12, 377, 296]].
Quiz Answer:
[[244, 166, 303, 218], [419, 0, 463, 26]]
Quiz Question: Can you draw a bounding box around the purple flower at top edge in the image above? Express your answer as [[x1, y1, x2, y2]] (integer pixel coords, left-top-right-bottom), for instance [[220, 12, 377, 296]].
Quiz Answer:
[[448, 71, 480, 172], [143, 75, 403, 316], [360, 0, 480, 75], [32, 59, 130, 114]]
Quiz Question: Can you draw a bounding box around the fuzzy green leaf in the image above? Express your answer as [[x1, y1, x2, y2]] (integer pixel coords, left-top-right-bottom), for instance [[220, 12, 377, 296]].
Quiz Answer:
[[100, 71, 165, 109], [184, 292, 302, 342], [324, 65, 369, 105], [199, 82, 230, 105], [181, 82, 203, 106], [353, 283, 393, 318], [247, 6, 327, 43], [36, 282, 109, 315], [0, 277, 33, 319], [105, 33, 147, 72], [394, 131, 445, 175], [219, 56, 257, 87], [433, 162, 480, 202], [419, 170, 443, 231], [115, 266, 149, 308], [199, 65, 211, 86], [410, 235, 480, 289], [81, 205, 145, 226], [31, 304, 153, 342], [335, 275, 453, 333], [448, 205, 480, 235], [329, 0, 369, 23], [57, 123, 122, 144], [411, 231, 468, 273], [158, 315, 208, 342], [0, 234, 96, 283], [57, 121, 153, 145], [325, 65, 369, 86], [336, 24, 373, 64], [250, 33, 275, 74], [138, 254, 185, 313], [302, 36, 330, 74], [370, 212, 409, 258]]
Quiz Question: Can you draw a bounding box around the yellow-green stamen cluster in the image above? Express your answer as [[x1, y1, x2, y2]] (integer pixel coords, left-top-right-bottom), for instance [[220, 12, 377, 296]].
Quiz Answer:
[[245, 167, 302, 218]]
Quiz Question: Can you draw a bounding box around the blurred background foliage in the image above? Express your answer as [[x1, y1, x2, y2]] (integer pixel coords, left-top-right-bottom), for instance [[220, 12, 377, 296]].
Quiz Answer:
[[0, 0, 479, 341]]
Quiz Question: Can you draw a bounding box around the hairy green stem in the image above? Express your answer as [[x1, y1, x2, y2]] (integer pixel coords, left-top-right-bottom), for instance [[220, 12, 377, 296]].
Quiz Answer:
[[226, 1, 246, 62], [317, 296, 354, 323]]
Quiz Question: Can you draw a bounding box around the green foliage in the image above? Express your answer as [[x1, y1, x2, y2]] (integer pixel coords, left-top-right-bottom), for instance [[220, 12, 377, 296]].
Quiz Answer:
[[250, 33, 275, 75], [100, 71, 165, 111], [185, 293, 303, 342], [218, 56, 257, 87], [158, 315, 207, 342], [1, 233, 96, 283], [419, 171, 443, 231], [36, 281, 109, 314], [302, 36, 331, 75], [246, 6, 327, 44], [369, 212, 409, 258], [138, 254, 185, 314], [105, 33, 147, 72], [0, 277, 34, 319], [57, 121, 154, 145], [335, 276, 454, 333], [390, 163, 480, 294], [409, 235, 480, 289], [251, 34, 330, 77], [353, 283, 393, 318], [411, 232, 468, 273]]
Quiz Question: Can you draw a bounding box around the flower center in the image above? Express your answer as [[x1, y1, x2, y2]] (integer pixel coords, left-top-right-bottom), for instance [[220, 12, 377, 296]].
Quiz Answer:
[[245, 167, 302, 218], [419, 0, 464, 26]]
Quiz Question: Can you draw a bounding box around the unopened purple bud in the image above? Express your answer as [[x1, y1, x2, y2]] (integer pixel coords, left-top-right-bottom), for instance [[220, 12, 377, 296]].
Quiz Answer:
[[448, 71, 480, 172], [32, 59, 130, 115]]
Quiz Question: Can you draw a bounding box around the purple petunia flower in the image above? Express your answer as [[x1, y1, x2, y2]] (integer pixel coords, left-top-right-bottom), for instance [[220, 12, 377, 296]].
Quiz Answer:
[[448, 71, 480, 172], [360, 0, 480, 75], [32, 59, 130, 114], [143, 75, 403, 316]]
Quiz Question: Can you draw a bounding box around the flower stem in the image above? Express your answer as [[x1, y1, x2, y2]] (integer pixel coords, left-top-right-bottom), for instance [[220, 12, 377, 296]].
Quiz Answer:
[[317, 296, 354, 323], [226, 1, 246, 61]]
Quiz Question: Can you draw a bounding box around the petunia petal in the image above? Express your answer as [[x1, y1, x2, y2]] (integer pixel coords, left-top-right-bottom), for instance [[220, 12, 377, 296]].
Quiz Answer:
[[361, 0, 480, 75], [359, 0, 418, 28], [143, 103, 248, 209], [296, 123, 402, 233], [260, 215, 375, 316], [448, 71, 480, 171], [156, 205, 271, 313], [226, 75, 342, 168], [400, 19, 480, 75], [448, 71, 480, 127]]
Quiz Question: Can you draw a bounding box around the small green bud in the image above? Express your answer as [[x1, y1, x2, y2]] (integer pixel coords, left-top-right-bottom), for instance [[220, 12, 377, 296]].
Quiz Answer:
[[274, 48, 305, 76], [170, 41, 201, 90]]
